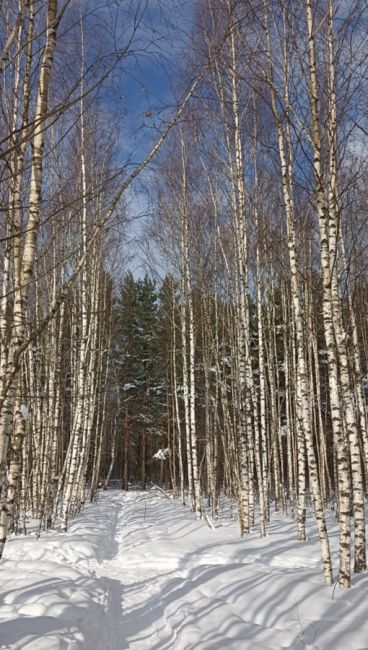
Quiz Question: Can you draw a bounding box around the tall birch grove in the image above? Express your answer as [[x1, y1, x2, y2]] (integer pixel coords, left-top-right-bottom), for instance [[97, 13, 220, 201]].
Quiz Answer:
[[1, 0, 368, 591]]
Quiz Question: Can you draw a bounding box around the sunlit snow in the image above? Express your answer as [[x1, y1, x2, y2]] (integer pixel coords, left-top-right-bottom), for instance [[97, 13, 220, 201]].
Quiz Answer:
[[1, 491, 367, 649]]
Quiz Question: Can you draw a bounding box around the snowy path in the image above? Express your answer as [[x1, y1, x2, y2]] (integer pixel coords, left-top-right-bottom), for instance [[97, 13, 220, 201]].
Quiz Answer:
[[1, 491, 368, 649]]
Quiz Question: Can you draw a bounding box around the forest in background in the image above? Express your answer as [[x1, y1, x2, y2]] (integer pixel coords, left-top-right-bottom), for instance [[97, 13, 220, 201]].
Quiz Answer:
[[1, 0, 368, 591]]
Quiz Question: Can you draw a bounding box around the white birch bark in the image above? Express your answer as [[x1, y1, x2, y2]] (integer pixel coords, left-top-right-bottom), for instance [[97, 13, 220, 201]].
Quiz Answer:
[[305, 0, 352, 587], [179, 135, 201, 516], [325, 0, 366, 574], [263, 1, 332, 582], [0, 0, 58, 555], [172, 285, 185, 505]]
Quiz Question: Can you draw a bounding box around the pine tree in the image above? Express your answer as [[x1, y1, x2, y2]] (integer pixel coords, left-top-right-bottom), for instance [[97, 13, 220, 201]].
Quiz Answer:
[[117, 273, 167, 488]]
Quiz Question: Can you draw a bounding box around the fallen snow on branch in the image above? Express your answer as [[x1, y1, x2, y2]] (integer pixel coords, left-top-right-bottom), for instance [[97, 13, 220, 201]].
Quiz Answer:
[[152, 447, 170, 460]]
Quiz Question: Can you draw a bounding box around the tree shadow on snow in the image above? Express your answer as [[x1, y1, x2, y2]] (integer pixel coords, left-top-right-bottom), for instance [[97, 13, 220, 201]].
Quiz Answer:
[[120, 534, 368, 650], [0, 571, 127, 650]]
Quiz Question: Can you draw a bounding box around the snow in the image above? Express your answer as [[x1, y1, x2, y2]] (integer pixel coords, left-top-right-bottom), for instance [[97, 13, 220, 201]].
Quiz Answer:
[[19, 405, 29, 420], [1, 492, 368, 649], [152, 448, 170, 460]]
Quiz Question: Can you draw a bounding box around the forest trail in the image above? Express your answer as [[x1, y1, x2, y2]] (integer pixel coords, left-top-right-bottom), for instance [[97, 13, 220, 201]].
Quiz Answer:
[[1, 490, 368, 650], [94, 491, 311, 650]]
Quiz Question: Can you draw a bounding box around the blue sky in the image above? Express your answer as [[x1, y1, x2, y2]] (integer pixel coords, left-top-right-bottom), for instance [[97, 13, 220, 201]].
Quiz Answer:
[[75, 0, 197, 279], [108, 0, 197, 278]]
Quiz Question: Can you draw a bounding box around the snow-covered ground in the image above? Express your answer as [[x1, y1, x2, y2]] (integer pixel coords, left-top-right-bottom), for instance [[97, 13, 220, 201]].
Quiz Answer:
[[1, 491, 368, 649]]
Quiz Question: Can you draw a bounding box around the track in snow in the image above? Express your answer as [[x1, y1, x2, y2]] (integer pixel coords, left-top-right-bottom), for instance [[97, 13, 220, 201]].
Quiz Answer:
[[1, 490, 368, 649], [92, 491, 368, 650]]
